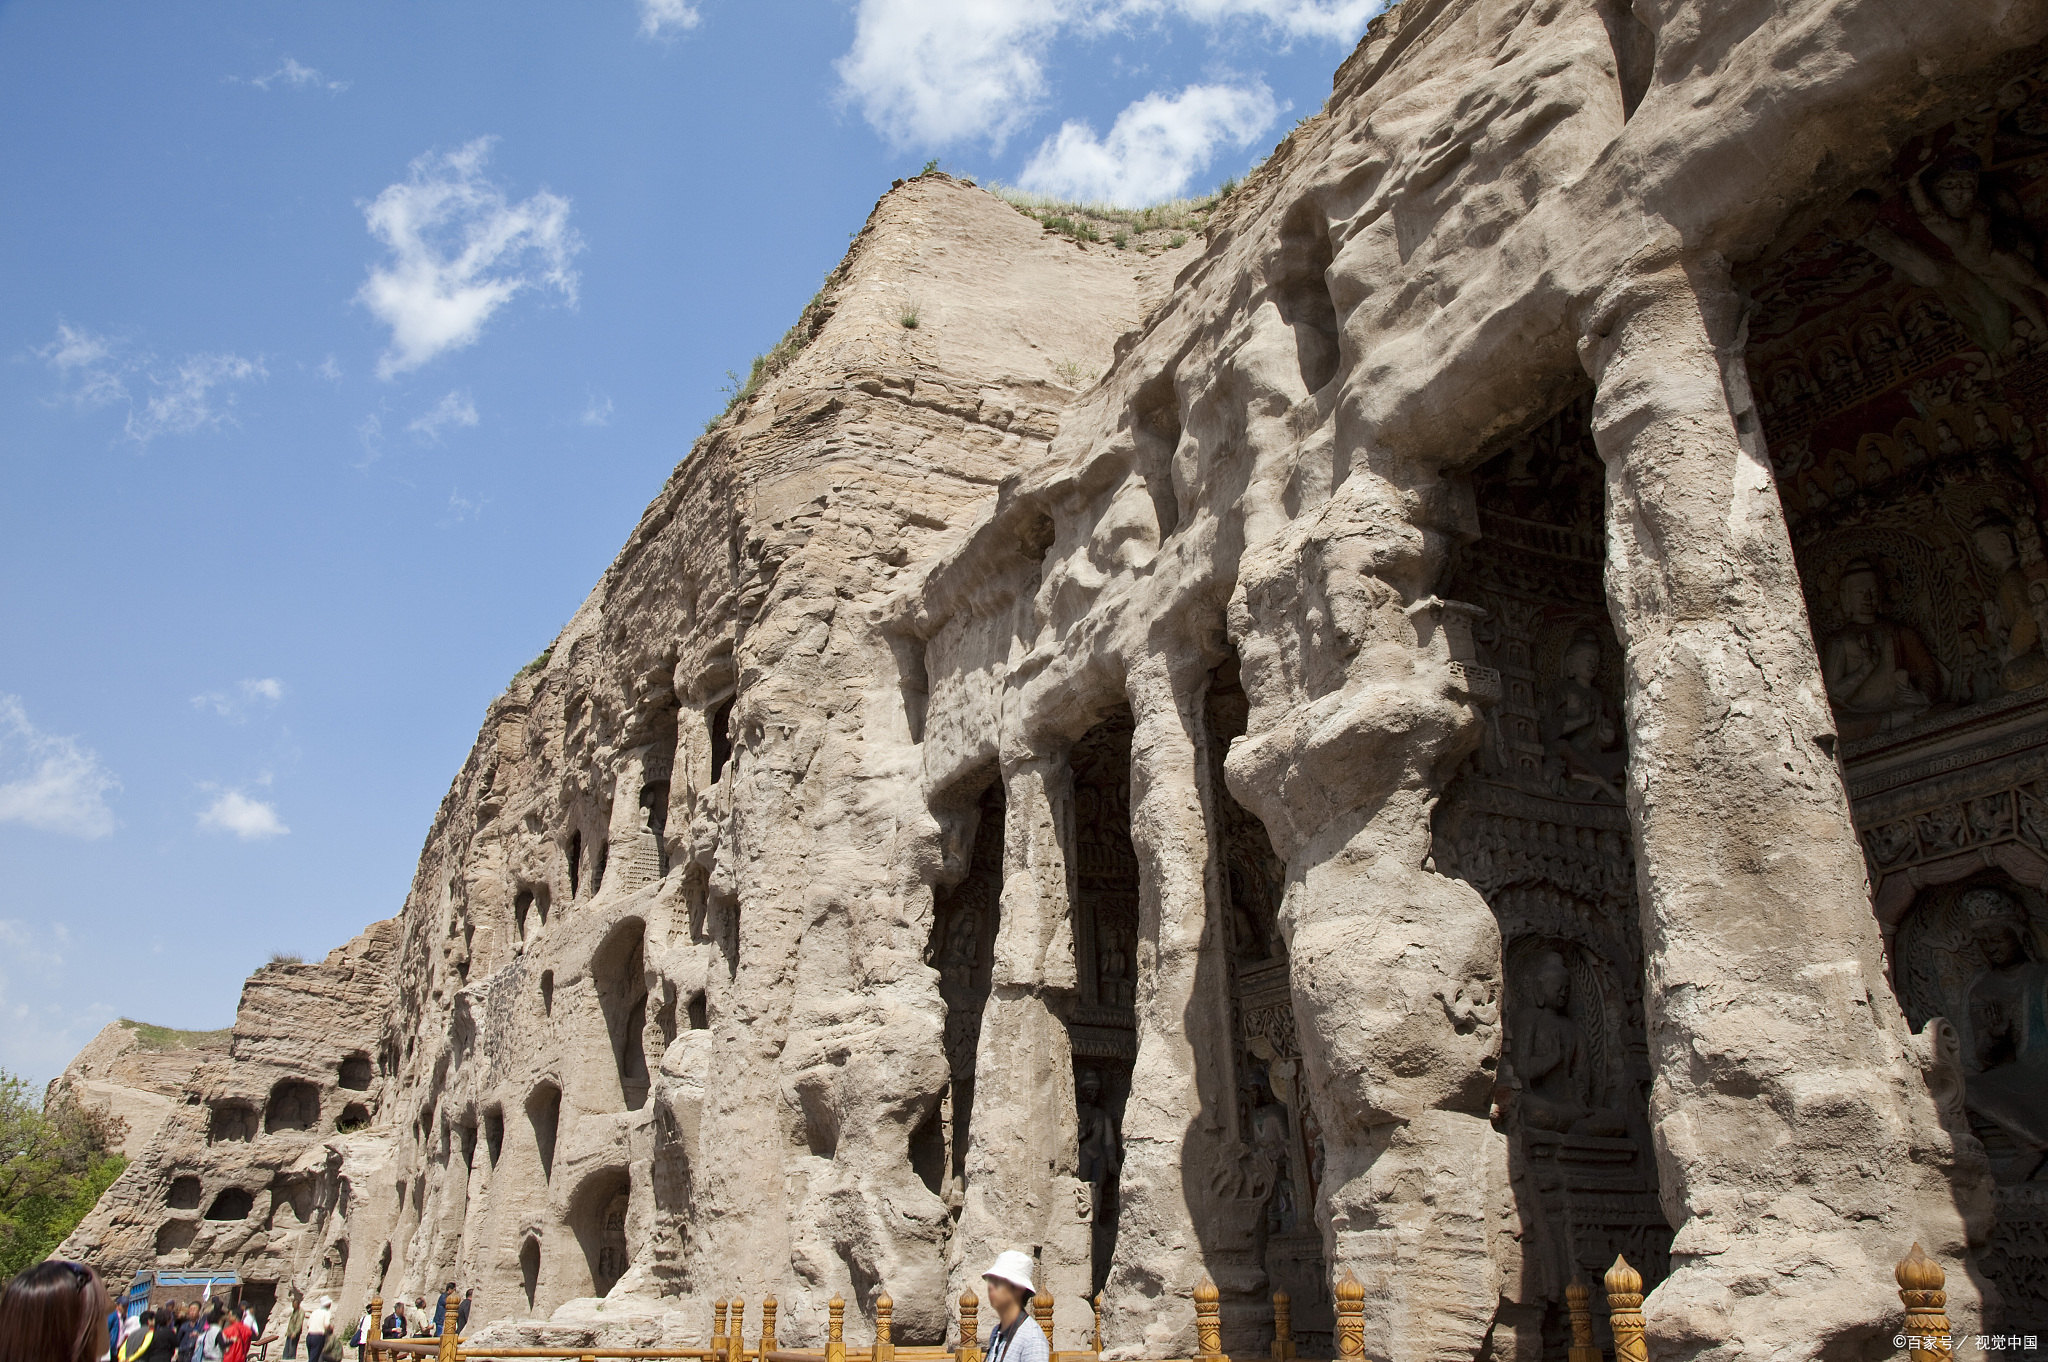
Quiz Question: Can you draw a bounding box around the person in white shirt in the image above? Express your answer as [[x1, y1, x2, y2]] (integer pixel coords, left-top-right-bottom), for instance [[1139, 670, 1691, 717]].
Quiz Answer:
[[303, 1299, 334, 1362], [979, 1252, 1048, 1362]]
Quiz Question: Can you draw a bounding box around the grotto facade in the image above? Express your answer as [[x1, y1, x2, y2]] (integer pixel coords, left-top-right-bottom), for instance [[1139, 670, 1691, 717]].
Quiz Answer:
[[57, 0, 2048, 1358]]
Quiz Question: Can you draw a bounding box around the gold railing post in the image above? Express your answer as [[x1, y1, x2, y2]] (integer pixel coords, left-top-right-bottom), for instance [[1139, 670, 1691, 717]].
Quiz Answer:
[[1897, 1244, 1952, 1362], [1032, 1289, 1053, 1348], [874, 1293, 894, 1362], [761, 1297, 778, 1361], [439, 1288, 461, 1362], [1565, 1280, 1598, 1362], [957, 1290, 981, 1362], [1193, 1279, 1226, 1362], [1333, 1272, 1364, 1362], [1091, 1293, 1102, 1357], [826, 1296, 846, 1362], [1269, 1290, 1292, 1361], [729, 1299, 746, 1362], [1604, 1258, 1647, 1362], [369, 1296, 384, 1362], [714, 1299, 729, 1359]]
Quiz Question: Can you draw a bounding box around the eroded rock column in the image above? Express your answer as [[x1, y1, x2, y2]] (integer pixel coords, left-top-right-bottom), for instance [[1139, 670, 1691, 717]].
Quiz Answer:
[[955, 751, 1092, 1318], [1225, 474, 1515, 1362], [1100, 656, 1233, 1357], [1578, 256, 1989, 1358]]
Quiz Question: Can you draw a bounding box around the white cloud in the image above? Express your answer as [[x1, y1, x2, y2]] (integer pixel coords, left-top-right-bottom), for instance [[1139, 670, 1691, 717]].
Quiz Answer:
[[838, 0, 1076, 149], [124, 353, 265, 443], [639, 0, 702, 37], [356, 138, 583, 378], [316, 354, 343, 381], [192, 678, 286, 719], [0, 697, 117, 840], [835, 0, 1379, 150], [409, 390, 480, 443], [247, 57, 350, 92], [198, 790, 289, 840], [443, 488, 487, 524], [36, 322, 128, 409], [1020, 82, 1278, 204], [581, 392, 614, 426]]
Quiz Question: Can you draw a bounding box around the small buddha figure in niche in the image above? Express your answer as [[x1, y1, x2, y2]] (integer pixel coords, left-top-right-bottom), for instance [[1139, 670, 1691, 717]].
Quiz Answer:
[[1075, 1068, 1122, 1224], [1959, 887, 2048, 1177], [1909, 155, 2048, 334], [1508, 951, 1626, 1136], [1821, 559, 1943, 738], [1971, 512, 2048, 692], [940, 906, 980, 997], [1540, 631, 1625, 801]]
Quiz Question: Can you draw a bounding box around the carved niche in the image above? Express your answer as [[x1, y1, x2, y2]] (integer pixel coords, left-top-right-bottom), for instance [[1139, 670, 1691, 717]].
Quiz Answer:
[[1068, 712, 1140, 1292], [1738, 66, 2048, 1335], [1208, 662, 1332, 1352], [1432, 395, 1673, 1356], [926, 780, 1003, 1195]]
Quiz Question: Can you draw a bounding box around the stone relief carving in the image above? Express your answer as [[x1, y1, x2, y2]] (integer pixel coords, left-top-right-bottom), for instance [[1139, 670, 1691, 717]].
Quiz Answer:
[[1433, 396, 1671, 1351], [1742, 93, 2048, 1329]]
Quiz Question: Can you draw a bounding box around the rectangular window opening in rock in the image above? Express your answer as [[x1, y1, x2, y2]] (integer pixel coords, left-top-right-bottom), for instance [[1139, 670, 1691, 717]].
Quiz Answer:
[[1203, 654, 1331, 1356], [1431, 389, 1670, 1359], [1734, 89, 2048, 1326], [1068, 707, 1139, 1297], [484, 1108, 504, 1166], [929, 777, 1005, 1190]]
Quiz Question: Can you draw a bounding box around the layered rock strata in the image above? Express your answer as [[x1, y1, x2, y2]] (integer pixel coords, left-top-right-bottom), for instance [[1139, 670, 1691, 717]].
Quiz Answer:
[[63, 3, 2048, 1359]]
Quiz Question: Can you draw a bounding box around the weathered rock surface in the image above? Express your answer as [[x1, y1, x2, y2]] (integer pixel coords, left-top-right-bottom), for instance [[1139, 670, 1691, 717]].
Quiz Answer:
[[61, 4, 2048, 1359], [51, 1022, 232, 1160]]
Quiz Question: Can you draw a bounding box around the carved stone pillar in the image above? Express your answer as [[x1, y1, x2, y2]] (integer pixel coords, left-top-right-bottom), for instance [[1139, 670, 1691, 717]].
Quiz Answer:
[[1100, 656, 1233, 1356], [1225, 469, 1515, 1362], [955, 750, 1092, 1315], [1576, 255, 1989, 1357]]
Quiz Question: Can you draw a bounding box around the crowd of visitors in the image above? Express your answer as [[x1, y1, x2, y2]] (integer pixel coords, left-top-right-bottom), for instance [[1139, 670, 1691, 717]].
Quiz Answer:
[[0, 1261, 473, 1362]]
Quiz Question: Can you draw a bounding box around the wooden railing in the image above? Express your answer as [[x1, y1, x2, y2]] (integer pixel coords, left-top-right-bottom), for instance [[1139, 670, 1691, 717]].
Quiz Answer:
[[359, 1247, 1961, 1362]]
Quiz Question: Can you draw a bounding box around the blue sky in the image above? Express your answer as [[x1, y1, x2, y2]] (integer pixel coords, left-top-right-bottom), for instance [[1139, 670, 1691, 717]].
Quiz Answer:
[[0, 0, 1380, 1086]]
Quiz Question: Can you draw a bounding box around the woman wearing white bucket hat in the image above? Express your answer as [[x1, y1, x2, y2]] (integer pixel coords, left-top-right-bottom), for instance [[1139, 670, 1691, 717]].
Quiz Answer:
[[980, 1252, 1048, 1362]]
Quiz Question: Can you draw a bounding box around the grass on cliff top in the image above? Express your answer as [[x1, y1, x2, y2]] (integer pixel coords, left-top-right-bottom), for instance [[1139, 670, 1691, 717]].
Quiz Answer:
[[119, 1019, 232, 1051], [983, 180, 1237, 250]]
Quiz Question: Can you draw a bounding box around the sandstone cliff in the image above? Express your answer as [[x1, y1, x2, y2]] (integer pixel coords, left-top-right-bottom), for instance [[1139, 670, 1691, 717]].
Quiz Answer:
[[62, 3, 2048, 1359]]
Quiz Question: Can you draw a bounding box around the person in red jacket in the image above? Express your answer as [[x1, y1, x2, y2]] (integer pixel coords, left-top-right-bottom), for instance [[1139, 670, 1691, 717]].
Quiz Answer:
[[221, 1310, 255, 1362]]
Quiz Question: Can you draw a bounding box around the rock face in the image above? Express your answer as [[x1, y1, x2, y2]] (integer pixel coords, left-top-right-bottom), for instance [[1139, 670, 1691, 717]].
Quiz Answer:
[[62, 3, 2048, 1358], [51, 1021, 232, 1160]]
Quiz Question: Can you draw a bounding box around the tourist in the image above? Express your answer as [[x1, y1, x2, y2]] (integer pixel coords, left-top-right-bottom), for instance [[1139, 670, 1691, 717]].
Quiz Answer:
[[350, 1307, 371, 1362], [318, 1328, 345, 1362], [409, 1301, 430, 1340], [281, 1295, 304, 1361], [116, 1309, 154, 1362], [0, 1260, 114, 1362], [430, 1286, 456, 1338], [174, 1306, 202, 1362], [301, 1298, 332, 1362], [978, 1252, 1047, 1362], [143, 1311, 180, 1362], [219, 1307, 253, 1362], [455, 1294, 470, 1334], [379, 1303, 407, 1342], [196, 1308, 225, 1362]]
